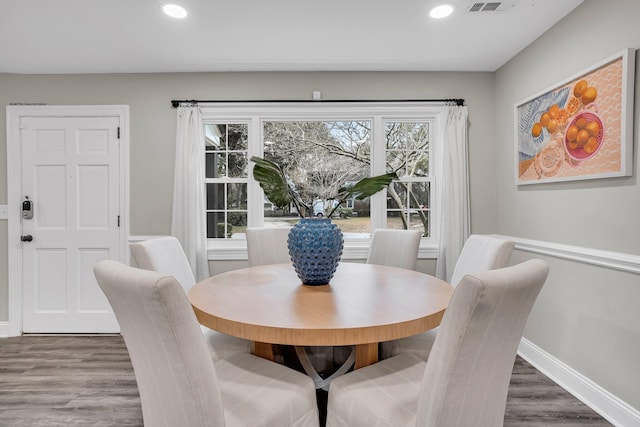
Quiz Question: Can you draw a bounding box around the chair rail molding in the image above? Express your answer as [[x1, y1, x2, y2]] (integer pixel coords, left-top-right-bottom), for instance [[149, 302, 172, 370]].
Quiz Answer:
[[494, 234, 640, 275]]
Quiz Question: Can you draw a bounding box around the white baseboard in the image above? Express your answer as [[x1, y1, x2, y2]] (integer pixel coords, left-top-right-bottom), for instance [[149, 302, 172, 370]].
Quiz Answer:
[[518, 338, 640, 427], [0, 321, 9, 337]]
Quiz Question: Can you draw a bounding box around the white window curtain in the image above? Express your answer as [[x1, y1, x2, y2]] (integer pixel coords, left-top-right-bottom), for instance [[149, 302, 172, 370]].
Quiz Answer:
[[436, 105, 470, 282], [171, 105, 209, 281]]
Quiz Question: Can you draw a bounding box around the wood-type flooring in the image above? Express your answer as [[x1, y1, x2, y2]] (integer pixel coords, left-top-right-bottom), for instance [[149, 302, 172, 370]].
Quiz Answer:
[[0, 335, 612, 426]]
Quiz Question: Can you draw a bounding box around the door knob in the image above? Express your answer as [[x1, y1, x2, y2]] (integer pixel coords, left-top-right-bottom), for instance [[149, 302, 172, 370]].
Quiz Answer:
[[21, 235, 33, 242]]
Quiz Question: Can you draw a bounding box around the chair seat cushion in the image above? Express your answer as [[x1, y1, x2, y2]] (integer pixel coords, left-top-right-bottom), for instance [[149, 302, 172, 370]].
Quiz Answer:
[[326, 353, 425, 427], [216, 352, 319, 427], [380, 328, 438, 361], [202, 327, 251, 362]]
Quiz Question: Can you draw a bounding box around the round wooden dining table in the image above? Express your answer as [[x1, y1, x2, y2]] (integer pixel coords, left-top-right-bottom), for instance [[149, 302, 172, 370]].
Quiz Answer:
[[188, 262, 453, 370]]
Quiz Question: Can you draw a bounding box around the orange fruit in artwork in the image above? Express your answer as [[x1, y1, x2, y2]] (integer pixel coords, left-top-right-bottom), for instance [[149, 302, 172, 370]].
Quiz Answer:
[[566, 125, 579, 142], [586, 120, 601, 137], [573, 79, 588, 97], [540, 112, 551, 128], [556, 108, 568, 126], [575, 116, 588, 129], [566, 97, 580, 115], [576, 129, 590, 146], [568, 140, 579, 150], [532, 122, 543, 137], [584, 136, 599, 154], [548, 104, 560, 119], [547, 119, 559, 134], [582, 87, 597, 105]]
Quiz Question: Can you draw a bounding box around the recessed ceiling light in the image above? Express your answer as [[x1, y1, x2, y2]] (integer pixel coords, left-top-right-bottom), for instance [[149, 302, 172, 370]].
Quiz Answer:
[[162, 4, 187, 19], [429, 4, 455, 19]]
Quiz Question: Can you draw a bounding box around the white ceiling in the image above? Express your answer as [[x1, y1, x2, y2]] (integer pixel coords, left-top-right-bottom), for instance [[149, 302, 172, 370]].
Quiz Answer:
[[1, 0, 583, 74]]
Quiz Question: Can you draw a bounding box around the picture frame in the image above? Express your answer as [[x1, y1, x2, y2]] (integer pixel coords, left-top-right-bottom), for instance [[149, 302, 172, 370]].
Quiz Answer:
[[515, 48, 635, 185]]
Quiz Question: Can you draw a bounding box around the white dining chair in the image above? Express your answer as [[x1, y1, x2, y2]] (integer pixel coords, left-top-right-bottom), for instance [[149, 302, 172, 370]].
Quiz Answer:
[[246, 225, 344, 387], [449, 234, 516, 289], [245, 226, 292, 365], [380, 234, 514, 360], [245, 226, 292, 266], [366, 229, 423, 271], [326, 259, 549, 427], [331, 228, 424, 369], [130, 236, 198, 292], [130, 236, 250, 361], [94, 260, 319, 427]]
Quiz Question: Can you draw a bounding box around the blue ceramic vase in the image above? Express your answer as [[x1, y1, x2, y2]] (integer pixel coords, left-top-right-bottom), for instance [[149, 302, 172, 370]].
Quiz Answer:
[[287, 217, 344, 286]]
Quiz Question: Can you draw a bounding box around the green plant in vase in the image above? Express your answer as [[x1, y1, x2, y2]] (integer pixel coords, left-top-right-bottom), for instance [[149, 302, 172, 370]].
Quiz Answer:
[[251, 156, 396, 285]]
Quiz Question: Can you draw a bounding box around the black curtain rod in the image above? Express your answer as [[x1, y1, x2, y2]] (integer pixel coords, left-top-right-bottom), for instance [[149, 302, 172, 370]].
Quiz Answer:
[[170, 98, 464, 108]]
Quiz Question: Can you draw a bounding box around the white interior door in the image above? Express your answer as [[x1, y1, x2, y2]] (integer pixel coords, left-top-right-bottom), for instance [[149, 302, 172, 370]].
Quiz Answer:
[[20, 116, 121, 332]]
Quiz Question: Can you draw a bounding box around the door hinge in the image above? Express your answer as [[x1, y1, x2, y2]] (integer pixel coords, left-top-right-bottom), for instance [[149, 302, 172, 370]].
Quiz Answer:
[[117, 127, 120, 139], [117, 215, 120, 227]]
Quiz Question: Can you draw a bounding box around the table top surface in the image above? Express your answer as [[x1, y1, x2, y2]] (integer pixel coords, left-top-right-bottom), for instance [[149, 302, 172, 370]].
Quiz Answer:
[[188, 262, 453, 346]]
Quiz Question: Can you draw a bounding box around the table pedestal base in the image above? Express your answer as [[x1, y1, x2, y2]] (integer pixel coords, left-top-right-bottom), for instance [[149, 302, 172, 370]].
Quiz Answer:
[[251, 341, 380, 390], [252, 341, 275, 361], [355, 343, 378, 369], [295, 346, 356, 391]]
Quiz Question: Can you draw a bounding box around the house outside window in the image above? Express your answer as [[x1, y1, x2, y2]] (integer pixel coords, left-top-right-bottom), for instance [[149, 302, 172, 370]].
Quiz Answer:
[[200, 102, 445, 259]]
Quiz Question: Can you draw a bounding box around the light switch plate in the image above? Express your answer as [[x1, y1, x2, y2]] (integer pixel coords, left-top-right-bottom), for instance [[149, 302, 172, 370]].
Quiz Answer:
[[0, 205, 8, 219]]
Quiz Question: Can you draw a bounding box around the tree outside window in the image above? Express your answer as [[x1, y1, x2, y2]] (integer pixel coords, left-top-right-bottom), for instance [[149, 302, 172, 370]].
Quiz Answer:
[[201, 103, 439, 242]]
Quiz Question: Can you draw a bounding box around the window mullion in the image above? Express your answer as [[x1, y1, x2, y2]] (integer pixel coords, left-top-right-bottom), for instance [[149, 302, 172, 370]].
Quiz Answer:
[[247, 116, 263, 227], [370, 115, 386, 231]]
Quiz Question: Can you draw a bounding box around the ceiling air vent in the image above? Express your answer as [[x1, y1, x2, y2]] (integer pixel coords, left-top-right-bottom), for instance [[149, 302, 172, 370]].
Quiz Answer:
[[468, 1, 518, 12]]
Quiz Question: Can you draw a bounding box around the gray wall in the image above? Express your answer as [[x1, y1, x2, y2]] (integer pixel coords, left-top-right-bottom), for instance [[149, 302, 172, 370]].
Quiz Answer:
[[494, 0, 640, 411], [3, 0, 638, 415], [0, 71, 496, 317]]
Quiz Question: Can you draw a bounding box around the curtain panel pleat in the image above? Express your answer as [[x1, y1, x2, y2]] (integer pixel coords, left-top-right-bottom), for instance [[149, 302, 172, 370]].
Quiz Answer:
[[436, 106, 471, 282], [172, 106, 210, 281]]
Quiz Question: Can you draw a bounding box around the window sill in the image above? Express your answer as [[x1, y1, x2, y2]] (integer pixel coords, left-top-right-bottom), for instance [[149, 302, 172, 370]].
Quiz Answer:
[[206, 240, 439, 261], [128, 235, 439, 262]]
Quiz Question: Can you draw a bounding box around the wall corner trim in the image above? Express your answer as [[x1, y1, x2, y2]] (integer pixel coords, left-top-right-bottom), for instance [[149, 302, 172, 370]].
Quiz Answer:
[[518, 338, 640, 427]]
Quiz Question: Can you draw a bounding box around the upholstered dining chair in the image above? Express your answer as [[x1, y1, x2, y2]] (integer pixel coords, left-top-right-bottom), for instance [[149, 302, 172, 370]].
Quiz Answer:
[[94, 260, 320, 427], [326, 259, 549, 427], [130, 236, 250, 361], [448, 234, 516, 289], [245, 227, 292, 266], [246, 226, 343, 386], [245, 227, 292, 365], [333, 229, 423, 384], [366, 229, 423, 271], [380, 234, 514, 360], [130, 236, 199, 293]]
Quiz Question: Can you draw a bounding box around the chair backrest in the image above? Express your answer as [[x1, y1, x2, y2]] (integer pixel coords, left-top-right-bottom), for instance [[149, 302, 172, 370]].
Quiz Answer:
[[366, 229, 422, 270], [246, 227, 292, 266], [130, 236, 196, 292], [94, 260, 225, 427], [417, 259, 549, 427], [449, 234, 515, 287]]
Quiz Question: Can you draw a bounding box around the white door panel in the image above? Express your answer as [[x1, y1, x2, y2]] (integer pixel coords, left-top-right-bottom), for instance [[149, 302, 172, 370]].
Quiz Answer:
[[21, 116, 121, 332]]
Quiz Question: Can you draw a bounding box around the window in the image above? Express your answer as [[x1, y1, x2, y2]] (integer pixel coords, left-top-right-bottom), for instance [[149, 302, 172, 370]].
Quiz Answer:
[[200, 102, 444, 257], [205, 123, 248, 238], [385, 121, 431, 237], [262, 120, 373, 235]]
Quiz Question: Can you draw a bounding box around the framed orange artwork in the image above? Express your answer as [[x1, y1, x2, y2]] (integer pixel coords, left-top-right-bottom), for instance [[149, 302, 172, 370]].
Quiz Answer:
[[515, 48, 635, 185]]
